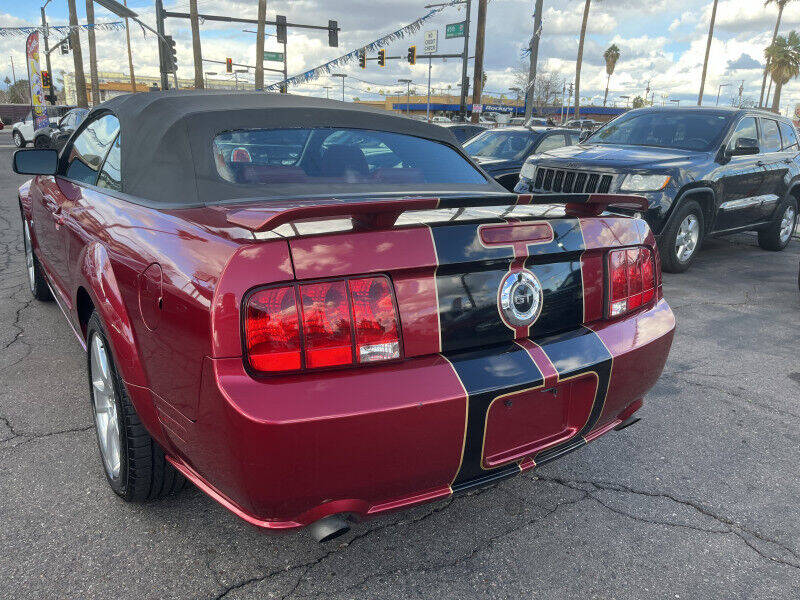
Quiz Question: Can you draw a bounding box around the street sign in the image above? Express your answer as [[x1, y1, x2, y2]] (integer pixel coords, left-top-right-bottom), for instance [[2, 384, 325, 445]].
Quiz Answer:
[[263, 51, 285, 62], [471, 103, 482, 114], [424, 30, 438, 54], [445, 21, 465, 39]]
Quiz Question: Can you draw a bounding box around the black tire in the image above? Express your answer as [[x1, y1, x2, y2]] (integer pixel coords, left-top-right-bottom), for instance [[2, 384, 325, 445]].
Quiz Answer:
[[13, 130, 25, 147], [758, 198, 797, 251], [33, 135, 49, 149], [86, 312, 185, 502], [21, 216, 52, 302], [659, 200, 704, 273]]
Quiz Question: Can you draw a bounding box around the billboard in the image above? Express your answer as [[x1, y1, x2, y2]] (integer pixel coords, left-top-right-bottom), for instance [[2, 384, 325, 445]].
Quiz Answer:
[[26, 32, 49, 130]]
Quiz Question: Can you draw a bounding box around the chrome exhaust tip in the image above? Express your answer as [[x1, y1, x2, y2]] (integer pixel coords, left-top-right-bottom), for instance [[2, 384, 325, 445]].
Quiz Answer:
[[309, 515, 351, 543]]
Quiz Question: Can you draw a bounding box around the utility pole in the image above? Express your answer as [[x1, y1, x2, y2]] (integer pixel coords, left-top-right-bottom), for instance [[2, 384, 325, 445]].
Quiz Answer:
[[738, 80, 744, 107], [190, 0, 204, 88], [10, 55, 16, 85], [40, 3, 56, 104], [123, 0, 136, 92], [427, 56, 432, 121], [524, 0, 543, 121], [427, 0, 471, 120], [86, 0, 100, 105], [67, 0, 88, 107], [470, 0, 487, 124], [254, 0, 266, 89]]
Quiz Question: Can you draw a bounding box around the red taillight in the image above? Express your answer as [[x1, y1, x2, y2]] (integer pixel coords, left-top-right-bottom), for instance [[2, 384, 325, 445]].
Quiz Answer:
[[607, 246, 657, 318], [244, 287, 301, 372], [244, 276, 401, 374], [348, 277, 400, 363], [230, 147, 251, 163], [300, 280, 353, 368]]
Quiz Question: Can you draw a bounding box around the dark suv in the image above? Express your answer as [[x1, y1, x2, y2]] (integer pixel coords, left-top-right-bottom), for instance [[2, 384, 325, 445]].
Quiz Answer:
[[515, 107, 799, 272]]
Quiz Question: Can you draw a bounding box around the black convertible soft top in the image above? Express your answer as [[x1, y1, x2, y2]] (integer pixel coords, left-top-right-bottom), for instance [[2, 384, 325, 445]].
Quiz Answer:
[[90, 90, 499, 206]]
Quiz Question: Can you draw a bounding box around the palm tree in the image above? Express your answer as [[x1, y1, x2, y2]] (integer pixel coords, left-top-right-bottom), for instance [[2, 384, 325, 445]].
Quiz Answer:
[[603, 44, 620, 107], [698, 0, 719, 105], [760, 0, 794, 107], [574, 0, 593, 119], [766, 31, 800, 112]]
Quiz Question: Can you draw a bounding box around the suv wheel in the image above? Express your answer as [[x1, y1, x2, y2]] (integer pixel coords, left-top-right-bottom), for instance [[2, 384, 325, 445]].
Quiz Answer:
[[13, 130, 25, 147], [660, 200, 704, 273], [86, 312, 185, 502], [758, 199, 797, 251], [22, 218, 52, 301]]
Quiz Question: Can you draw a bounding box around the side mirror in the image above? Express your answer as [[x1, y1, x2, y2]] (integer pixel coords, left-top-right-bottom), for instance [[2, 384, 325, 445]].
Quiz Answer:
[[13, 149, 58, 175], [728, 137, 759, 156]]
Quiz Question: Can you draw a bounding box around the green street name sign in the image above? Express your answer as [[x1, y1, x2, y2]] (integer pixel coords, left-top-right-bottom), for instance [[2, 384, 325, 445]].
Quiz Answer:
[[445, 21, 465, 39], [263, 51, 285, 62]]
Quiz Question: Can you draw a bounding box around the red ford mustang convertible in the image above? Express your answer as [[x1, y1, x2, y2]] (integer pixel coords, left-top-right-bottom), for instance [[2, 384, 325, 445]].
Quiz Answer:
[[14, 92, 675, 541]]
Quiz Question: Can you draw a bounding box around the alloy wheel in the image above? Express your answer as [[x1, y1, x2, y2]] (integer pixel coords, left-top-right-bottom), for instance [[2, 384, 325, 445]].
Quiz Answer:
[[675, 214, 700, 262], [779, 205, 796, 244], [90, 333, 122, 480], [22, 221, 35, 293], [13, 131, 22, 147]]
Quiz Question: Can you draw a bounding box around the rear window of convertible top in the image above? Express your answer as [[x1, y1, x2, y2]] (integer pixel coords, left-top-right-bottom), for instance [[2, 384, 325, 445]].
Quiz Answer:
[[212, 127, 488, 186]]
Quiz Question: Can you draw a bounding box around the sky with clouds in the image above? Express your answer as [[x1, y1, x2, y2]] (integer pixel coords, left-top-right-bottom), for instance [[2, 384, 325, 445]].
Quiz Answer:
[[2, 0, 800, 111]]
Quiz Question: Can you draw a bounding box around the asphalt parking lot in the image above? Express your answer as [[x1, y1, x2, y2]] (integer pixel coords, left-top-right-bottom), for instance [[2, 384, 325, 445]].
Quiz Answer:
[[1, 128, 799, 600]]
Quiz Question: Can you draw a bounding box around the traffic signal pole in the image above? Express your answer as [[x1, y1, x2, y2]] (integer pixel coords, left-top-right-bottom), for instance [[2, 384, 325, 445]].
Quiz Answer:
[[155, 0, 169, 90], [86, 0, 100, 105], [40, 5, 56, 104]]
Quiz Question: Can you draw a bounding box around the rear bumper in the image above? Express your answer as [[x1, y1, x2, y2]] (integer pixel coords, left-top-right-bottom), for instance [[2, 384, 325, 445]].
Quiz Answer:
[[163, 299, 674, 531]]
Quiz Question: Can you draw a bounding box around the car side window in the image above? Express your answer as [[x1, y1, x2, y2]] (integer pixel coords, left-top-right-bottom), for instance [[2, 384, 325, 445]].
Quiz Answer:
[[64, 114, 120, 185], [96, 133, 121, 192], [536, 134, 568, 154], [728, 117, 758, 152], [760, 118, 781, 153], [779, 122, 799, 151]]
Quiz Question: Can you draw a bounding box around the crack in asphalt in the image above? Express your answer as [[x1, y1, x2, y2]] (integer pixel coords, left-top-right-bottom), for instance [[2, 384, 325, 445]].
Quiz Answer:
[[209, 484, 504, 600], [536, 475, 800, 572], [0, 413, 93, 449]]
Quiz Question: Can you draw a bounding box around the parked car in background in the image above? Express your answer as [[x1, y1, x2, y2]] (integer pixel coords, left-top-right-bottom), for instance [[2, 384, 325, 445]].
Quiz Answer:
[[11, 105, 72, 147], [430, 115, 451, 124], [526, 117, 549, 127], [508, 117, 526, 126], [515, 107, 800, 272], [438, 122, 486, 144], [13, 91, 674, 540], [32, 108, 89, 149], [0, 117, 4, 130], [565, 118, 600, 132], [464, 126, 577, 190]]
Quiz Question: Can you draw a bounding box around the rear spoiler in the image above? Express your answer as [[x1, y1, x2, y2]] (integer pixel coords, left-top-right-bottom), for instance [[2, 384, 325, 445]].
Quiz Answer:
[[225, 193, 649, 233]]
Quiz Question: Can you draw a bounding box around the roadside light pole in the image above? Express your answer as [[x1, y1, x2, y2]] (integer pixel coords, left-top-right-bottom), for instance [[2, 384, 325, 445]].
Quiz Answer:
[[332, 73, 346, 101], [716, 83, 731, 106], [398, 78, 412, 115]]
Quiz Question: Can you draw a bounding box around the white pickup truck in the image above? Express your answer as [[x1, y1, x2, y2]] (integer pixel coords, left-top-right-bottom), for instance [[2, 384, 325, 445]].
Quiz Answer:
[[11, 106, 70, 147]]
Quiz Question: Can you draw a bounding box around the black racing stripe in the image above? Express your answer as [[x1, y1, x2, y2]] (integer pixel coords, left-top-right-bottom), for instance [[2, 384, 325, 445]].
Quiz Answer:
[[431, 222, 515, 353], [430, 222, 513, 266], [533, 327, 613, 464], [446, 343, 545, 489], [525, 258, 584, 337], [525, 219, 585, 257]]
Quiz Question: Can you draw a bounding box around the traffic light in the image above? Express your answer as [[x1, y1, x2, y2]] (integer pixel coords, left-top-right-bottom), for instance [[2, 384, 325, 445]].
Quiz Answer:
[[226, 57, 233, 73], [41, 71, 51, 88], [358, 49, 366, 69], [160, 35, 177, 73], [328, 20, 338, 47], [276, 15, 287, 44], [377, 49, 385, 67], [407, 46, 416, 65]]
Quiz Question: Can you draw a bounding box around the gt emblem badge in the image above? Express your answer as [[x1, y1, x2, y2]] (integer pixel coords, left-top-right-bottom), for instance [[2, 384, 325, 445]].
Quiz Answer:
[[499, 270, 543, 327]]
